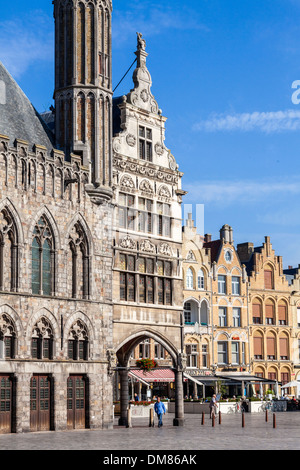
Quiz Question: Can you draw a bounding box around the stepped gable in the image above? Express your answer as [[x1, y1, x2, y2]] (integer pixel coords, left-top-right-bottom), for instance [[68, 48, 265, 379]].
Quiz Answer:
[[0, 61, 54, 151]]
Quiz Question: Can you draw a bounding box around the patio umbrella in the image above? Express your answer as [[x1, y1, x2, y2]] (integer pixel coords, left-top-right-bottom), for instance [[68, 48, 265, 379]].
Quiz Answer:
[[281, 381, 299, 389]]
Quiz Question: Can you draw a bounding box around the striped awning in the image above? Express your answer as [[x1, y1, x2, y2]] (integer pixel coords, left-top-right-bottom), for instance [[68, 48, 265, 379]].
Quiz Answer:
[[129, 368, 175, 383]]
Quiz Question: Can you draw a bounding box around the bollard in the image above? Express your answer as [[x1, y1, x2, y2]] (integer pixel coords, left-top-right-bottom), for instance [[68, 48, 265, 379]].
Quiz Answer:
[[126, 407, 132, 428], [212, 413, 215, 427], [265, 410, 268, 422], [201, 412, 205, 426], [242, 412, 245, 428], [273, 413, 276, 429], [219, 411, 222, 425], [149, 408, 154, 428]]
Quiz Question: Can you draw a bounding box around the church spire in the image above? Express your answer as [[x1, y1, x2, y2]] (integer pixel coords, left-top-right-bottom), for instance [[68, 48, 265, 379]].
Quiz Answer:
[[53, 0, 113, 202]]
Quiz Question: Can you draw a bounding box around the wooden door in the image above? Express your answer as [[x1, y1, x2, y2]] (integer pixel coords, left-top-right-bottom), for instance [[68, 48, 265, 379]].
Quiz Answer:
[[67, 376, 86, 430], [30, 375, 51, 432], [0, 376, 12, 434]]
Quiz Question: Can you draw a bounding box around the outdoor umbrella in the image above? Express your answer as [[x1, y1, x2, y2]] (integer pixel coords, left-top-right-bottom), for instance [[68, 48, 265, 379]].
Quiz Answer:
[[281, 381, 299, 388]]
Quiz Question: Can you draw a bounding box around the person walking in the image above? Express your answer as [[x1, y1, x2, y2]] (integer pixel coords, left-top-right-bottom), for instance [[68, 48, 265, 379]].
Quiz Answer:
[[154, 396, 166, 428], [209, 394, 218, 419]]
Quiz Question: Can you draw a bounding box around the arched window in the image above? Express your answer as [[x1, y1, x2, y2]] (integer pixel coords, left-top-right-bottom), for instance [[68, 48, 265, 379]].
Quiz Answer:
[[0, 314, 16, 359], [31, 317, 53, 360], [68, 320, 89, 361], [186, 268, 194, 290], [32, 216, 55, 296], [197, 269, 205, 290], [68, 222, 89, 299], [0, 208, 18, 292]]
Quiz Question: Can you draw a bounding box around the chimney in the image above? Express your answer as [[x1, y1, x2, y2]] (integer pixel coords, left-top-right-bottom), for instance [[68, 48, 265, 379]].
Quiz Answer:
[[237, 242, 254, 263], [205, 234, 212, 243]]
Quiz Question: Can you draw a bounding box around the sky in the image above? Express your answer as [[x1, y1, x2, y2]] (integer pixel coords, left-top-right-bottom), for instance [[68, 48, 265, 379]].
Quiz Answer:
[[1, 0, 300, 268]]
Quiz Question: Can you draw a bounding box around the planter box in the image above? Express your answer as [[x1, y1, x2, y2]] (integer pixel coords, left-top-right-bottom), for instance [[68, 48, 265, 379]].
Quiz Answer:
[[168, 402, 210, 414], [130, 401, 169, 418]]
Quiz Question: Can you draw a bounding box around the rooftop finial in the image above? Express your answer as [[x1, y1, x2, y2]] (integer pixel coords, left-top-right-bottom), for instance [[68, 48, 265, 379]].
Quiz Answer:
[[137, 32, 146, 51]]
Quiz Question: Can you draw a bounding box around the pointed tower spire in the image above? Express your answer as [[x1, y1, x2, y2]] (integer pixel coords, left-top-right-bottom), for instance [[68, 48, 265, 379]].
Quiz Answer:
[[53, 0, 113, 203]]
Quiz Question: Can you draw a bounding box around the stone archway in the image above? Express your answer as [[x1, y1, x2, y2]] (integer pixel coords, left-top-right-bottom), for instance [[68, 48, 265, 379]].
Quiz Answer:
[[115, 329, 185, 427]]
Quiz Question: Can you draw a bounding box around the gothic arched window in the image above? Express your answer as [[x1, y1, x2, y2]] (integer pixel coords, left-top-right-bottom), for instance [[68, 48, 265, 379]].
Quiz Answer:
[[0, 208, 18, 292], [31, 317, 53, 360], [68, 320, 89, 361], [32, 216, 55, 296], [68, 222, 89, 299], [0, 314, 16, 359]]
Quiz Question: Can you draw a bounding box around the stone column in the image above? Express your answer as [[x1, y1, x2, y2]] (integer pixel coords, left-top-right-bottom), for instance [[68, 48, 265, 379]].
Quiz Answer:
[[118, 369, 129, 426], [173, 368, 184, 427]]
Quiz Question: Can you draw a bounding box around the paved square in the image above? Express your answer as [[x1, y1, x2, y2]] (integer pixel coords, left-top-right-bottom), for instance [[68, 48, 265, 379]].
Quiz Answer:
[[1, 412, 300, 451]]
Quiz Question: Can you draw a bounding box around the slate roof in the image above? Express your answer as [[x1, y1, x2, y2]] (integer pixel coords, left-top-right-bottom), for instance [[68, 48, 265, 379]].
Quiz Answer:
[[0, 61, 54, 152]]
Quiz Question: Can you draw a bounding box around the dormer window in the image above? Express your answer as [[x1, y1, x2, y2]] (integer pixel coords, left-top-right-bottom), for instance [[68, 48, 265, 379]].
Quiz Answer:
[[139, 126, 152, 161]]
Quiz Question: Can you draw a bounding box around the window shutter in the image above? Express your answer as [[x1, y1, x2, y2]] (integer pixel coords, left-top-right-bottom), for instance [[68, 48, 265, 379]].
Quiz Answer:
[[278, 305, 287, 322], [254, 336, 262, 356], [267, 337, 275, 356], [265, 304, 274, 319], [252, 303, 261, 318], [264, 270, 273, 289], [279, 338, 288, 357]]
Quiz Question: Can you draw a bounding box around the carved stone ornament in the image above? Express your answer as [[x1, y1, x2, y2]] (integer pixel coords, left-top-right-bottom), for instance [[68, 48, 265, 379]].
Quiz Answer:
[[120, 175, 135, 190], [139, 179, 153, 195], [126, 134, 136, 147], [140, 89, 149, 103], [120, 235, 137, 250], [187, 250, 196, 261], [159, 243, 173, 257], [158, 185, 171, 199], [140, 239, 156, 253], [155, 143, 164, 156], [107, 349, 117, 376]]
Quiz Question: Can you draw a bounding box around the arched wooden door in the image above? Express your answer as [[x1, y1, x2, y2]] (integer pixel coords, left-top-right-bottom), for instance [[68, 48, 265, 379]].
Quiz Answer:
[[0, 375, 12, 434], [30, 375, 51, 432], [67, 375, 88, 430]]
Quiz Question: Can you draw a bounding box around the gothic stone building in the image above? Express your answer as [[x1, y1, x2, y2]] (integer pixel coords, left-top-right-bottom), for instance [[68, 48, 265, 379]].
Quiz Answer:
[[0, 0, 186, 433]]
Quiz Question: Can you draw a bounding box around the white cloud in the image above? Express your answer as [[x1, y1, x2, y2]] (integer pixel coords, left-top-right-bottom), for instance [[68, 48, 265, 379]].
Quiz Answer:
[[185, 178, 300, 204], [193, 110, 300, 133], [0, 11, 53, 79]]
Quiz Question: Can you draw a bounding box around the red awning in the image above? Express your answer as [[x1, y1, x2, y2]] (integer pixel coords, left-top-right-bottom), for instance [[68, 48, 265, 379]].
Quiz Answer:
[[130, 368, 175, 383]]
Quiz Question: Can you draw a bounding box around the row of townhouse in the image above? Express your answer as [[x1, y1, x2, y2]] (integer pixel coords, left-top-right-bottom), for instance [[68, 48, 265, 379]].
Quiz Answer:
[[182, 213, 300, 399]]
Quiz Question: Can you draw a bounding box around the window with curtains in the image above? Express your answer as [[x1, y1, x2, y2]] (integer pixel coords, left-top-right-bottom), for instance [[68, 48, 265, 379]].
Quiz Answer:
[[231, 342, 239, 364], [68, 320, 89, 361], [186, 344, 198, 368], [139, 339, 150, 359], [157, 203, 171, 237], [264, 269, 274, 289], [267, 335, 276, 360], [217, 342, 228, 364], [252, 302, 262, 324], [31, 317, 53, 360], [186, 268, 194, 290], [219, 307, 227, 327], [278, 303, 287, 325], [202, 344, 208, 368], [279, 337, 289, 360], [265, 302, 275, 325], [231, 276, 240, 295], [197, 269, 205, 290], [233, 307, 241, 327], [0, 208, 18, 293], [138, 198, 153, 234], [68, 222, 89, 299], [218, 275, 226, 294], [253, 335, 263, 359], [32, 216, 54, 296]]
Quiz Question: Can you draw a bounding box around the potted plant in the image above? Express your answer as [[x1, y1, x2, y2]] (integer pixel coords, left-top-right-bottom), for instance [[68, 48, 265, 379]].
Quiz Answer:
[[136, 358, 158, 373]]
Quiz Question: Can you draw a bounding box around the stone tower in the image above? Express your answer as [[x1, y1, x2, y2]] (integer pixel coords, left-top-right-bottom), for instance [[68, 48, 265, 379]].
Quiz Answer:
[[53, 0, 113, 202]]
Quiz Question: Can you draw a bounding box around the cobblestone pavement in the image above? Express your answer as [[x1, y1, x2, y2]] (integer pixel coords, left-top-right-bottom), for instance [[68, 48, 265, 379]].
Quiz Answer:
[[1, 412, 300, 451]]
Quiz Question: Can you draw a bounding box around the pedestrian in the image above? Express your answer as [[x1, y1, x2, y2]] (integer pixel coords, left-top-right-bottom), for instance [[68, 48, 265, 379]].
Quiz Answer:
[[134, 393, 139, 402], [209, 394, 218, 419], [154, 396, 166, 428]]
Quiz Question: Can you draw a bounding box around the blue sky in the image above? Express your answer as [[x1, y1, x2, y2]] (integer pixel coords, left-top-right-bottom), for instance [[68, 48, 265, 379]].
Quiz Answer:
[[1, 0, 300, 267]]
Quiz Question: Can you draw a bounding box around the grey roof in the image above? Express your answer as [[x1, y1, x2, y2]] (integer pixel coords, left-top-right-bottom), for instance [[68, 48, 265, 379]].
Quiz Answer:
[[0, 61, 54, 152]]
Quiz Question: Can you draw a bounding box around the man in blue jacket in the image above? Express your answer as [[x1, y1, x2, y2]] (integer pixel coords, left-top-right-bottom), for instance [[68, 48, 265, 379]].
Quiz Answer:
[[154, 396, 166, 428]]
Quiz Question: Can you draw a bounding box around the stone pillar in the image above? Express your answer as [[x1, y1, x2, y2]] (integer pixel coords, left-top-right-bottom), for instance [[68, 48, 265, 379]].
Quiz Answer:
[[173, 368, 184, 427], [118, 369, 129, 426]]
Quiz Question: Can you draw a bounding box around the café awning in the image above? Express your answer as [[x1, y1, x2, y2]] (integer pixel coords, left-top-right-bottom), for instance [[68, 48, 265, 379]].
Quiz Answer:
[[129, 368, 175, 383]]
